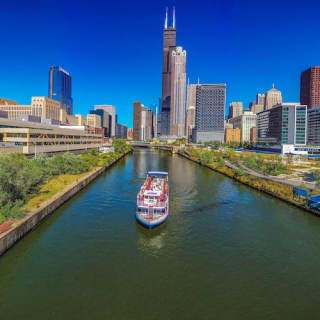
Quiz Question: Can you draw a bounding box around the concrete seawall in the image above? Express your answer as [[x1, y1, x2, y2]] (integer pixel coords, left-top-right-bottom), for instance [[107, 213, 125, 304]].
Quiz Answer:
[[0, 152, 130, 256]]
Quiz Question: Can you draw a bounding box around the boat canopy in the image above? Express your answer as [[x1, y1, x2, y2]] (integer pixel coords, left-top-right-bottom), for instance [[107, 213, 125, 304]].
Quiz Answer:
[[148, 171, 168, 177]]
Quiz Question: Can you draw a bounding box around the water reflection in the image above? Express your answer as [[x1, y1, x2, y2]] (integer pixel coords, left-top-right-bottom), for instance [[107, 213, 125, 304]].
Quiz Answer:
[[136, 222, 168, 253], [133, 148, 162, 179]]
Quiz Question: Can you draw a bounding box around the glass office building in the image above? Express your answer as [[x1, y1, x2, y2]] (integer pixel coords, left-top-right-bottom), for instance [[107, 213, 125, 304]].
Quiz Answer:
[[48, 66, 73, 115], [193, 84, 226, 143], [307, 106, 320, 145], [257, 103, 307, 145]]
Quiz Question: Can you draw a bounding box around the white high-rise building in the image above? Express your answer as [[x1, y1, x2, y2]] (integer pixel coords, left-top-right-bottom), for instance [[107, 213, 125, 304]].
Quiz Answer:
[[170, 46, 187, 137], [229, 111, 257, 142]]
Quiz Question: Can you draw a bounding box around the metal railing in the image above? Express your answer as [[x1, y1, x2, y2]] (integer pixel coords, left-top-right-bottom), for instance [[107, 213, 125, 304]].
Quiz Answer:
[[137, 207, 167, 221], [137, 200, 167, 208]]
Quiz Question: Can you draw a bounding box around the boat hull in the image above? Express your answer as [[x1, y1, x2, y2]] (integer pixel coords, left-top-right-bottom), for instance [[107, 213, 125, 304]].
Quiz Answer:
[[135, 212, 168, 229]]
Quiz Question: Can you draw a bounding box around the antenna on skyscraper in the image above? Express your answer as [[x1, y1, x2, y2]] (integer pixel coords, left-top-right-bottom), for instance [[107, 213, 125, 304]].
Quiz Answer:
[[173, 7, 176, 28], [165, 7, 168, 29], [197, 77, 200, 85]]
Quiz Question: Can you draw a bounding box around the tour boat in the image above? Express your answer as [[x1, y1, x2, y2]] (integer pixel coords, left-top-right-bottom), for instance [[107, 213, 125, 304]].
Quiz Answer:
[[136, 171, 169, 229]]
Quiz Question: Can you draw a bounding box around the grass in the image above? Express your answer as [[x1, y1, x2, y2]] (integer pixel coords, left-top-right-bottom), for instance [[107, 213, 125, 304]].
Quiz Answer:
[[289, 165, 310, 169], [24, 172, 90, 212]]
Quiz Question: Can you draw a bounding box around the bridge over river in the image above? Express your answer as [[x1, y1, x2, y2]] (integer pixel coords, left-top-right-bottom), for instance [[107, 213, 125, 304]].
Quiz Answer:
[[1, 148, 320, 319], [130, 141, 181, 153]]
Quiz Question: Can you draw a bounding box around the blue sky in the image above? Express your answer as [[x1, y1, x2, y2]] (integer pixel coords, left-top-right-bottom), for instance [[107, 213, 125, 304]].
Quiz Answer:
[[1, 0, 320, 127]]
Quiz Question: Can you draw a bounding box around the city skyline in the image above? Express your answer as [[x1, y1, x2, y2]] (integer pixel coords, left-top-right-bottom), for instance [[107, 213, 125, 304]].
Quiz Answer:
[[1, 0, 320, 127]]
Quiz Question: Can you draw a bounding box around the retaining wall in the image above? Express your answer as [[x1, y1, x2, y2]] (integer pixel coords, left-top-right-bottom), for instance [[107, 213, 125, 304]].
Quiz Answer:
[[0, 152, 130, 256]]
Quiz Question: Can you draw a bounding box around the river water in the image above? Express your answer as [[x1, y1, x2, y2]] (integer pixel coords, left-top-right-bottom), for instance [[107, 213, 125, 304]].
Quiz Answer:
[[1, 149, 320, 319]]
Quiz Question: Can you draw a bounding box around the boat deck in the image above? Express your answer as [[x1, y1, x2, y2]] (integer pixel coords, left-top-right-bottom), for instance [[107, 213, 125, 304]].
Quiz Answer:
[[136, 172, 169, 228]]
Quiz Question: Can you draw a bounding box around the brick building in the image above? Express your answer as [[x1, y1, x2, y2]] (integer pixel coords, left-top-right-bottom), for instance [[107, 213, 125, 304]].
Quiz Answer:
[[300, 66, 320, 108]]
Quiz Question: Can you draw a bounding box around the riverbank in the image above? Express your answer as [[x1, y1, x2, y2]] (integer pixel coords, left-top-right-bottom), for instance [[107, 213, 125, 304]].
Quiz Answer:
[[178, 150, 320, 218], [0, 150, 131, 256]]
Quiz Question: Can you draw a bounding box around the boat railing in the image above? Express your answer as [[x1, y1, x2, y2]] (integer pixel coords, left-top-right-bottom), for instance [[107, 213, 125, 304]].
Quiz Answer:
[[137, 200, 167, 208]]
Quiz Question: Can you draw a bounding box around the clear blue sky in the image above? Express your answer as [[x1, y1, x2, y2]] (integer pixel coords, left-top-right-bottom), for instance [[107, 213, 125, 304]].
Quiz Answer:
[[1, 0, 320, 127]]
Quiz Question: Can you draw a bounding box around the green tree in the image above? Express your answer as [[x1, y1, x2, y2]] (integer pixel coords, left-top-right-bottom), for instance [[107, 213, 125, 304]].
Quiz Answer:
[[112, 139, 131, 154]]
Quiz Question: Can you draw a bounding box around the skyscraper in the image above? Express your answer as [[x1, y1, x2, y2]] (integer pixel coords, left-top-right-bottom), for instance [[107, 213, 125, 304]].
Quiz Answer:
[[48, 66, 73, 115], [185, 84, 197, 140], [300, 66, 320, 108], [249, 102, 264, 114], [228, 102, 243, 119], [133, 101, 142, 141], [248, 94, 265, 115], [193, 84, 226, 143], [170, 46, 186, 137], [94, 105, 116, 137], [159, 7, 176, 136], [90, 109, 111, 137], [186, 84, 197, 109], [133, 101, 153, 141], [186, 106, 195, 140], [256, 93, 265, 106], [264, 84, 282, 110]]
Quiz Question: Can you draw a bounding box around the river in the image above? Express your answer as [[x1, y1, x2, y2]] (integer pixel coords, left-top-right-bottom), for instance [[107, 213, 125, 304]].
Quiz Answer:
[[1, 149, 320, 319]]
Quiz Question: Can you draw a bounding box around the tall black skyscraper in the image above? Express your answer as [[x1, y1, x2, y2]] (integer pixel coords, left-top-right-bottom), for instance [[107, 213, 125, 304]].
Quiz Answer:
[[48, 66, 73, 115], [193, 84, 226, 143], [159, 7, 176, 136]]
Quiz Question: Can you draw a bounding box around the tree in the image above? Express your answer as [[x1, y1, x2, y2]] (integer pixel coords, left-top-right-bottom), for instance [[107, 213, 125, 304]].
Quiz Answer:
[[0, 153, 47, 218], [113, 139, 131, 154]]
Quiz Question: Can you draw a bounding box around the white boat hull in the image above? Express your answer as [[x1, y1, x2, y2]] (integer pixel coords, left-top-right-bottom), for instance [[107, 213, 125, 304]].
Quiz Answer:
[[136, 211, 169, 229]]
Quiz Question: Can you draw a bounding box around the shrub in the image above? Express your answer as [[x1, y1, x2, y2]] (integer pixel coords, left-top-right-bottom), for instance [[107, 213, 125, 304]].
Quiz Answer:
[[216, 155, 225, 168], [235, 167, 246, 177], [0, 213, 5, 224], [200, 150, 214, 164]]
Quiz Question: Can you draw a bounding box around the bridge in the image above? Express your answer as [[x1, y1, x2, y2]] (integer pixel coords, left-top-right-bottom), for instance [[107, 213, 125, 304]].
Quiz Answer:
[[129, 141, 181, 154]]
